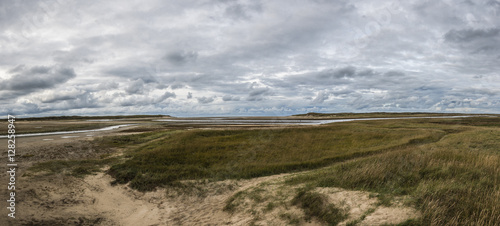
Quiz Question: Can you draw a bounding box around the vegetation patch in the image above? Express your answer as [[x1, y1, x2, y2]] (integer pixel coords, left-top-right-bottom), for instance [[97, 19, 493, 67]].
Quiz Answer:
[[286, 122, 500, 225], [292, 190, 348, 225], [28, 157, 118, 177], [94, 131, 173, 149], [107, 122, 445, 191]]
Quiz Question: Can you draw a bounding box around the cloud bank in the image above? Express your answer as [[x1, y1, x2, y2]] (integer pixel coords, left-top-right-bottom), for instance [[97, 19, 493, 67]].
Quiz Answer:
[[1, 0, 499, 116]]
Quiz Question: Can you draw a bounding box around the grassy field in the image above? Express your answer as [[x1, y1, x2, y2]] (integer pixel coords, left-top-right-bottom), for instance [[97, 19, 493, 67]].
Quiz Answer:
[[27, 115, 500, 225], [285, 118, 500, 225], [108, 121, 446, 190], [27, 130, 174, 177]]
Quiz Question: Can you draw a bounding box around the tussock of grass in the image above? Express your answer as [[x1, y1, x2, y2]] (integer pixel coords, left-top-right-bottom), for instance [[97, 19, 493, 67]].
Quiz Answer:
[[223, 191, 245, 213], [108, 123, 443, 191], [29, 158, 118, 177], [292, 190, 348, 225]]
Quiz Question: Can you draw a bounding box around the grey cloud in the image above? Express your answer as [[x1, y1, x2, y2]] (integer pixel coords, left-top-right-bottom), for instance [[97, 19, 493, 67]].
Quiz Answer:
[[247, 83, 271, 101], [249, 87, 270, 97], [445, 28, 500, 42], [8, 65, 25, 74], [197, 96, 215, 104], [52, 48, 96, 64], [384, 71, 405, 77], [125, 79, 145, 94], [97, 81, 119, 90], [40, 93, 78, 103], [312, 91, 330, 104], [187, 92, 193, 99], [56, 92, 100, 110], [105, 67, 158, 83], [170, 83, 185, 89], [29, 66, 51, 74], [163, 50, 198, 66], [0, 65, 76, 93], [223, 1, 262, 21], [222, 95, 240, 101], [316, 67, 353, 79], [315, 66, 378, 80], [158, 91, 176, 101], [117, 91, 175, 107]]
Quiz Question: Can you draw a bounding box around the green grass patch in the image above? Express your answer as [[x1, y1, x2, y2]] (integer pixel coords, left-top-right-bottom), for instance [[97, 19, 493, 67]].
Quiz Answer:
[[108, 122, 446, 191], [26, 131, 175, 178], [28, 157, 118, 177]]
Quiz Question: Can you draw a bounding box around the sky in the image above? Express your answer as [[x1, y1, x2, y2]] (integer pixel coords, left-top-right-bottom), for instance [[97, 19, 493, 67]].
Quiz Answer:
[[1, 0, 499, 117]]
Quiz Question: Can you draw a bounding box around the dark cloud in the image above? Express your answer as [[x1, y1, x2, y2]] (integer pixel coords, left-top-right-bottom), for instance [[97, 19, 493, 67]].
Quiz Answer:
[[247, 82, 271, 101], [223, 1, 262, 21], [445, 28, 500, 43], [125, 79, 145, 94], [105, 67, 158, 83], [222, 95, 240, 101], [384, 71, 406, 77], [163, 51, 198, 66], [197, 96, 215, 104], [40, 93, 78, 103], [317, 67, 356, 79], [158, 91, 176, 101], [0, 65, 76, 94]]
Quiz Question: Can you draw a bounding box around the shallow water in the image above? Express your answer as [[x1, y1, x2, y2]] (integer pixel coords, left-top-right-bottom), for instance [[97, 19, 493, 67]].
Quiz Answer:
[[0, 124, 135, 138], [154, 115, 472, 125], [0, 116, 477, 138]]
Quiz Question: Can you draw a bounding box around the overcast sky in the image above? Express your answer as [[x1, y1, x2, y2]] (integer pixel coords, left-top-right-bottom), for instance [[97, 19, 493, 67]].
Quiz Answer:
[[1, 0, 499, 117]]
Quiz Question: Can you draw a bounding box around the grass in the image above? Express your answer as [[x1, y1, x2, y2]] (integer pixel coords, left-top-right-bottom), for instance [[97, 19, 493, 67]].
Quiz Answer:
[[279, 213, 301, 225], [346, 208, 376, 226], [286, 119, 500, 225], [292, 190, 348, 225], [108, 121, 447, 191], [24, 115, 499, 225], [223, 191, 246, 213], [27, 131, 173, 177], [28, 157, 118, 177], [93, 130, 173, 149]]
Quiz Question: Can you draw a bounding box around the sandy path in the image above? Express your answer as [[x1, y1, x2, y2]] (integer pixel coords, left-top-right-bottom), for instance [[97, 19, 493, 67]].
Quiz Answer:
[[73, 172, 294, 225], [80, 173, 163, 226]]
